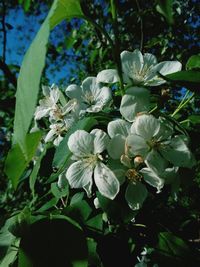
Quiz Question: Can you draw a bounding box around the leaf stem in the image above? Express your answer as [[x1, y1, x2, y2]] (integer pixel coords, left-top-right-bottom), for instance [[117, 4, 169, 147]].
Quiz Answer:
[[171, 92, 194, 117], [110, 0, 125, 95]]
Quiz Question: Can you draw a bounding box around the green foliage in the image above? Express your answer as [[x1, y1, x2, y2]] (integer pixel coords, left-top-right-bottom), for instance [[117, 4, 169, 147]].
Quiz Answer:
[[156, 0, 174, 25], [18, 216, 88, 267], [1, 0, 200, 266], [165, 70, 200, 94], [186, 54, 200, 70], [4, 131, 42, 188], [13, 0, 84, 152]]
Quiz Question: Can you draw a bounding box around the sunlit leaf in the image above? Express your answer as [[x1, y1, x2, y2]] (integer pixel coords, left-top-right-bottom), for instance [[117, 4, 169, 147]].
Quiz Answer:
[[13, 0, 84, 152]]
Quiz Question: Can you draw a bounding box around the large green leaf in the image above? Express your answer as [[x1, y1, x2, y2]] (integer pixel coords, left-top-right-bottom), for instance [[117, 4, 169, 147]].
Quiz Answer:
[[18, 216, 88, 267], [9, 0, 84, 188], [4, 131, 42, 189], [13, 0, 84, 152]]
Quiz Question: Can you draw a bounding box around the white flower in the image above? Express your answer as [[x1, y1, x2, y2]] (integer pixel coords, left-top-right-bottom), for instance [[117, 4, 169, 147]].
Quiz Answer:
[[97, 49, 182, 86], [44, 116, 75, 146], [65, 129, 120, 199], [65, 77, 112, 113], [126, 114, 195, 173], [34, 84, 60, 120], [107, 119, 166, 210], [34, 84, 79, 122]]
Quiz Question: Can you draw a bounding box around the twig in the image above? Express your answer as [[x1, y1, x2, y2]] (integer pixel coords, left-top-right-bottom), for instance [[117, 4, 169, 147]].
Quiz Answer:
[[1, 0, 7, 63], [135, 0, 144, 51]]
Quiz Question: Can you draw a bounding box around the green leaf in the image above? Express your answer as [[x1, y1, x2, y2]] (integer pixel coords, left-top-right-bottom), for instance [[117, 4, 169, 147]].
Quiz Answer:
[[0, 216, 20, 266], [24, 0, 31, 12], [156, 0, 174, 25], [29, 144, 48, 196], [165, 70, 200, 94], [63, 200, 92, 223], [157, 232, 189, 257], [186, 54, 200, 70], [49, 0, 84, 28], [13, 0, 84, 152], [187, 115, 200, 125], [154, 232, 199, 266], [53, 117, 97, 168], [86, 214, 103, 231], [0, 240, 19, 267], [51, 182, 69, 199], [87, 238, 102, 267], [70, 192, 85, 205], [19, 216, 88, 267], [97, 192, 136, 223], [4, 131, 42, 189], [18, 249, 33, 267], [37, 197, 58, 213]]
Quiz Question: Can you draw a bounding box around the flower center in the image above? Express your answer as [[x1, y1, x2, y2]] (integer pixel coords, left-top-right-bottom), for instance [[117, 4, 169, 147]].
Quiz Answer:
[[82, 92, 95, 106], [126, 168, 143, 183], [147, 138, 161, 150]]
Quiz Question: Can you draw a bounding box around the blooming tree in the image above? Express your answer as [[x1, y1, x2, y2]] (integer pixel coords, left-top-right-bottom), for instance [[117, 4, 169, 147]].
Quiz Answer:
[[2, 0, 200, 266]]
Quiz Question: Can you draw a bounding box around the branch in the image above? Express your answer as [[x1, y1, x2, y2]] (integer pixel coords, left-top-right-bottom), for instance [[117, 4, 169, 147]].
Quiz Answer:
[[135, 0, 144, 51], [0, 59, 17, 87], [1, 0, 7, 63]]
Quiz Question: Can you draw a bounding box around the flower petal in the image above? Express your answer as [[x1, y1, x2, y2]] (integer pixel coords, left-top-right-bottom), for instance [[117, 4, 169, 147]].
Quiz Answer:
[[82, 76, 97, 91], [107, 135, 126, 159], [134, 114, 160, 140], [120, 87, 150, 122], [125, 182, 148, 210], [34, 105, 51, 120], [50, 86, 60, 104], [126, 134, 149, 158], [160, 135, 196, 168], [53, 135, 63, 146], [97, 69, 119, 83], [145, 149, 168, 173], [140, 167, 164, 193], [108, 119, 131, 138], [90, 129, 109, 154], [143, 53, 157, 67], [95, 86, 112, 106], [146, 61, 182, 86], [68, 130, 94, 156], [66, 160, 93, 191], [121, 50, 143, 77], [44, 129, 55, 143], [65, 84, 82, 101], [94, 162, 119, 200]]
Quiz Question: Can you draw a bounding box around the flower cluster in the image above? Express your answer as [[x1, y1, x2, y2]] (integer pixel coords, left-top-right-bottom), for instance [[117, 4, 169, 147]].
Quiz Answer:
[[34, 49, 195, 210]]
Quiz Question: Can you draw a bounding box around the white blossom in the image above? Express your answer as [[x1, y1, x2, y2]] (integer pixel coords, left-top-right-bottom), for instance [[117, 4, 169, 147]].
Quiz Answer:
[[97, 49, 182, 86], [65, 77, 112, 113], [126, 114, 195, 173], [66, 129, 120, 199]]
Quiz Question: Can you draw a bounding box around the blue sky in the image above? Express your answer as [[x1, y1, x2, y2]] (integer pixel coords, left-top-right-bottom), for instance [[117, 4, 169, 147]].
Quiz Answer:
[[2, 5, 78, 85]]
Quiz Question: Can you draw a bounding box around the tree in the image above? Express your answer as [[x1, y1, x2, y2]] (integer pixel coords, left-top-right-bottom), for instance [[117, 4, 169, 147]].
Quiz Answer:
[[1, 0, 200, 266]]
